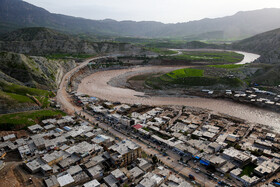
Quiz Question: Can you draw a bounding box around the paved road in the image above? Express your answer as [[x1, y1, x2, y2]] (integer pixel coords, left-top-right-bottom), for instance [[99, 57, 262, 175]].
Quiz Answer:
[[56, 57, 218, 187]]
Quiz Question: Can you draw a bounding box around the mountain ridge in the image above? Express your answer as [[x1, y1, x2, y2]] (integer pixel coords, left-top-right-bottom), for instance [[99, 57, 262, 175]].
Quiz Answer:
[[1, 0, 280, 40]]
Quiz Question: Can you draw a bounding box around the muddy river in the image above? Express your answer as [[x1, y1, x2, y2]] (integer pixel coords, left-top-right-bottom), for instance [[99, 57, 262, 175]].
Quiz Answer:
[[77, 51, 280, 131]]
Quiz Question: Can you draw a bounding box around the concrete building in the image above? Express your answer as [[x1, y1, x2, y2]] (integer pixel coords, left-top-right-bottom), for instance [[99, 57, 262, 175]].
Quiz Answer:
[[44, 175, 59, 187], [240, 175, 260, 186], [28, 124, 43, 134], [3, 134, 16, 141], [222, 148, 252, 167], [42, 151, 68, 166], [254, 159, 280, 177], [230, 168, 242, 181], [57, 173, 75, 187], [109, 139, 141, 166], [25, 158, 45, 173], [137, 172, 164, 187], [129, 166, 144, 180], [137, 158, 153, 172], [87, 165, 104, 180], [83, 179, 100, 187], [111, 169, 128, 184]]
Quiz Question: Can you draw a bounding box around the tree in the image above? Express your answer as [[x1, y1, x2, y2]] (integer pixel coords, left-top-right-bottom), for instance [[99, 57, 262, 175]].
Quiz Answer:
[[152, 155, 158, 164]]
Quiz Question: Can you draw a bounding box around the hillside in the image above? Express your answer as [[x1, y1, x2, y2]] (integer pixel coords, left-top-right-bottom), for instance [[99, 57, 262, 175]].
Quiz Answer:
[[248, 64, 280, 86], [0, 27, 144, 55], [0, 51, 76, 89], [1, 0, 280, 40], [0, 51, 76, 113], [232, 28, 280, 63]]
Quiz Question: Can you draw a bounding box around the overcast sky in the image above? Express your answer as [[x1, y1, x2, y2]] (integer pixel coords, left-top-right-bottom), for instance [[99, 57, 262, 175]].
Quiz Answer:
[[23, 0, 280, 23]]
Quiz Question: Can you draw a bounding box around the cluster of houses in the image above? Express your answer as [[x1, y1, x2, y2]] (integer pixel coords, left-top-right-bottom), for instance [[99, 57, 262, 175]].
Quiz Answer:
[[202, 87, 280, 111], [82, 98, 280, 186], [229, 88, 280, 108], [0, 114, 191, 187]]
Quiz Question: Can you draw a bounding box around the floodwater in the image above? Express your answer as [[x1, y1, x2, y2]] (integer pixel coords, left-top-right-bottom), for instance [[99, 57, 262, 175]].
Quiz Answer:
[[171, 49, 260, 64], [234, 51, 260, 64], [77, 50, 280, 131]]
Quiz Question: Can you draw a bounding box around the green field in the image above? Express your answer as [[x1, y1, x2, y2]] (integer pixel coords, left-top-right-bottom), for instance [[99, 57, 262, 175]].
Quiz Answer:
[[208, 64, 244, 69], [146, 47, 178, 55], [166, 68, 204, 79], [145, 67, 244, 89], [0, 110, 66, 130], [163, 51, 244, 64], [159, 68, 204, 82]]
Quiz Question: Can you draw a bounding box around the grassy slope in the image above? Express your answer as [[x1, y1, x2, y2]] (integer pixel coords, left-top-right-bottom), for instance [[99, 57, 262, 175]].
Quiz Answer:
[[248, 64, 280, 86], [0, 80, 53, 97], [0, 91, 33, 103], [0, 80, 54, 109], [0, 110, 65, 130]]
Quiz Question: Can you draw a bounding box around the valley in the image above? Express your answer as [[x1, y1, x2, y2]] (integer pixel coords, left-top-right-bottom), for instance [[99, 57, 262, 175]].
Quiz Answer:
[[0, 1, 280, 186]]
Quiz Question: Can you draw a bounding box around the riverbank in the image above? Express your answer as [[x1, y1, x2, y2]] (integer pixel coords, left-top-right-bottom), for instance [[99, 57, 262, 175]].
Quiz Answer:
[[77, 65, 280, 132]]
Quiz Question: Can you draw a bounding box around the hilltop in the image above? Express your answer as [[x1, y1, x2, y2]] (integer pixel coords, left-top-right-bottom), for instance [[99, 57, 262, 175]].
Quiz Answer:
[[0, 27, 144, 56], [0, 27, 71, 41], [1, 0, 280, 40]]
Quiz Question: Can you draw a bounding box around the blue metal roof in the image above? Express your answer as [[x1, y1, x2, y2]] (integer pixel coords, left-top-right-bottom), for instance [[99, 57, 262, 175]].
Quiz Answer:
[[200, 160, 210, 166]]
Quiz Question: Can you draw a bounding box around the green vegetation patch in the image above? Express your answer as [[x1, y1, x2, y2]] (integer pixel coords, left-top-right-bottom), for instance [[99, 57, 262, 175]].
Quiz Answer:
[[146, 67, 244, 89], [241, 163, 257, 177], [166, 68, 204, 79], [208, 64, 244, 69], [0, 81, 53, 97], [147, 47, 178, 55], [158, 68, 204, 82], [0, 110, 66, 130], [142, 127, 150, 132], [0, 81, 54, 109], [0, 91, 33, 103], [163, 51, 244, 64], [35, 96, 51, 108]]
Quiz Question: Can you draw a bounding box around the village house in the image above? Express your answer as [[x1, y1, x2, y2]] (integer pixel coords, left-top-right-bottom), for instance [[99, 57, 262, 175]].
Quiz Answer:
[[108, 139, 141, 166]]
